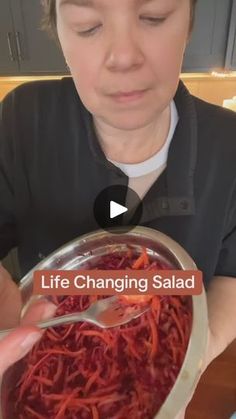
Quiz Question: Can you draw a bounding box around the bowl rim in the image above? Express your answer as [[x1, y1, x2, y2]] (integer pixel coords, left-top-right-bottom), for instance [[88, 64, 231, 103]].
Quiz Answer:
[[0, 226, 208, 419]]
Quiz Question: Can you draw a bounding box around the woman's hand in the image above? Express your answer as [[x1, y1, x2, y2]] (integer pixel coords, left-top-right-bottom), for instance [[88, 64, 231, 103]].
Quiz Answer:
[[0, 264, 22, 329], [0, 264, 56, 376]]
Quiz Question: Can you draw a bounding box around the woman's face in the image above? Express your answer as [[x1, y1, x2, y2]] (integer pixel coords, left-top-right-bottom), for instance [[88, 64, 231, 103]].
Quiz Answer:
[[56, 0, 191, 130]]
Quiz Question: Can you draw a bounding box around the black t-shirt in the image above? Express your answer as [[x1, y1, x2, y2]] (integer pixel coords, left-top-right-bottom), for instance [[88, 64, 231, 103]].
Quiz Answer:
[[0, 78, 236, 288]]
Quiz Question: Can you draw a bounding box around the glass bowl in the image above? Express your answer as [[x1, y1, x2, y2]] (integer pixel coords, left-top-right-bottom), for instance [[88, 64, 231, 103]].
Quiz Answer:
[[0, 226, 208, 419]]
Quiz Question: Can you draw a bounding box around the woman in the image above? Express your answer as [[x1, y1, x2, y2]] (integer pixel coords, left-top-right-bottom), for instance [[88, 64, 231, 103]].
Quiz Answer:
[[0, 0, 236, 417]]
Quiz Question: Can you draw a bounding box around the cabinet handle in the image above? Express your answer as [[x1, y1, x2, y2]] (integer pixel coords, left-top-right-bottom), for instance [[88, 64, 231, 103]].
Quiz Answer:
[[15, 31, 23, 61], [7, 32, 15, 61]]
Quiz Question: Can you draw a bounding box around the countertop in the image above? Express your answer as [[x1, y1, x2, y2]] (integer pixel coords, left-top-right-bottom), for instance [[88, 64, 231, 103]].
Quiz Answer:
[[186, 339, 236, 419]]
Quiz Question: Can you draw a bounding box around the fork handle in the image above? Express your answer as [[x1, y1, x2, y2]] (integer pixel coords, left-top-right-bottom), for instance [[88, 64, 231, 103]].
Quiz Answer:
[[0, 313, 86, 340], [37, 312, 86, 329]]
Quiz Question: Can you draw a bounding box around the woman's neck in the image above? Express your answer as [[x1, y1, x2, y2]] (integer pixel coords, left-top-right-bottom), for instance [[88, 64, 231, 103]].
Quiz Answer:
[[93, 105, 171, 164]]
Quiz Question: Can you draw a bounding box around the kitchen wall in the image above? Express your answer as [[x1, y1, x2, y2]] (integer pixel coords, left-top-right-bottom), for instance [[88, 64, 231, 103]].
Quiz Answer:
[[0, 73, 236, 108]]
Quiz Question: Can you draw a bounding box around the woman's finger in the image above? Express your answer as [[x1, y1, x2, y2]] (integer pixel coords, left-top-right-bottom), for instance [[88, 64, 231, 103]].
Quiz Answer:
[[21, 297, 57, 325], [0, 326, 42, 375], [0, 298, 57, 376]]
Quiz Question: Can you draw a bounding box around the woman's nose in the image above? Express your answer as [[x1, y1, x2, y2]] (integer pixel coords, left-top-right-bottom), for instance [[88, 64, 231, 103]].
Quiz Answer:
[[105, 30, 144, 72]]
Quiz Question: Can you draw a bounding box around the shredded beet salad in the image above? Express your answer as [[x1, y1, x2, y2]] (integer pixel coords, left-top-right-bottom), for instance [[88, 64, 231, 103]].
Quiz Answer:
[[5, 249, 192, 419]]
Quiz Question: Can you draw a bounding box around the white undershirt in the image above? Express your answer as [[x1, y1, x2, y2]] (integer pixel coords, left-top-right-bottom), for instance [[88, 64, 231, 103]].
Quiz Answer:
[[109, 100, 179, 200]]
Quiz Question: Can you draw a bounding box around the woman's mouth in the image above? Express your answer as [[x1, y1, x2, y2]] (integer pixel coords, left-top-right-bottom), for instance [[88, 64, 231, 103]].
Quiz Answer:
[[109, 89, 148, 103]]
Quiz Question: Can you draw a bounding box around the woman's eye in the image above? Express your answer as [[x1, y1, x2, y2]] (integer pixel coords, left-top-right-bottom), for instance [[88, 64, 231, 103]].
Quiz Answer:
[[76, 24, 102, 37], [141, 16, 167, 25]]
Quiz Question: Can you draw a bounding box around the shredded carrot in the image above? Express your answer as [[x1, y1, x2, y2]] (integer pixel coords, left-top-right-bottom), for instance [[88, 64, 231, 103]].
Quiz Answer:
[[24, 406, 45, 419], [131, 248, 149, 269], [33, 375, 53, 386], [170, 308, 186, 345], [91, 405, 99, 419], [37, 347, 86, 357], [79, 330, 112, 345], [84, 367, 102, 393], [148, 313, 159, 358], [54, 391, 78, 419], [53, 355, 63, 383]]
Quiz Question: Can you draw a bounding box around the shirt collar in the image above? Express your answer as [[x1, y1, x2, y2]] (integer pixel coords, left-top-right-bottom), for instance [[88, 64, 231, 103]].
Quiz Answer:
[[168, 80, 197, 199], [141, 81, 197, 220]]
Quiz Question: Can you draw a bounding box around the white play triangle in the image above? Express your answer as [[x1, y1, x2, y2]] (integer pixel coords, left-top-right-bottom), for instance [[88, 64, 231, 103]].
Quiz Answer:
[[110, 201, 128, 219]]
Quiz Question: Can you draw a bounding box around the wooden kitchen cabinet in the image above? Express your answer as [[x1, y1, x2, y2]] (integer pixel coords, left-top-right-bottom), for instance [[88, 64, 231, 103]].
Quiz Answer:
[[0, 2, 19, 74], [225, 0, 236, 70], [0, 0, 68, 76], [230, 44, 236, 70], [183, 0, 232, 72], [230, 41, 236, 70], [10, 0, 68, 74]]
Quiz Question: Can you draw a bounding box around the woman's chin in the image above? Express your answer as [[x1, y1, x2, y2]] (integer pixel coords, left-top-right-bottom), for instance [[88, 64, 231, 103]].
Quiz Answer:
[[97, 111, 159, 132]]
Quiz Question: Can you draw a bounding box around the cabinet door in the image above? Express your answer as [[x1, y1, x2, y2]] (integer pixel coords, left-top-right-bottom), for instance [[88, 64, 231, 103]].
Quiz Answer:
[[225, 0, 236, 70], [0, 2, 19, 75], [230, 38, 236, 69], [182, 0, 232, 72], [10, 0, 68, 74]]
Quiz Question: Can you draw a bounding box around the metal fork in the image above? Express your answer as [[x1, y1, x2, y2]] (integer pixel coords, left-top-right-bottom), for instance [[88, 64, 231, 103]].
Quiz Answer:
[[0, 297, 149, 337]]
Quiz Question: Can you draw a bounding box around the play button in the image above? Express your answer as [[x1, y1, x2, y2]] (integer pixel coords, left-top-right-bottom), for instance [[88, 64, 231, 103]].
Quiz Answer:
[[110, 201, 128, 219], [93, 185, 143, 233]]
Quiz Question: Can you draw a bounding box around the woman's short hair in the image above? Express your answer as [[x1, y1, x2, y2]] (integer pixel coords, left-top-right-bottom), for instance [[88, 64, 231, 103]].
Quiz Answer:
[[41, 0, 198, 39]]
